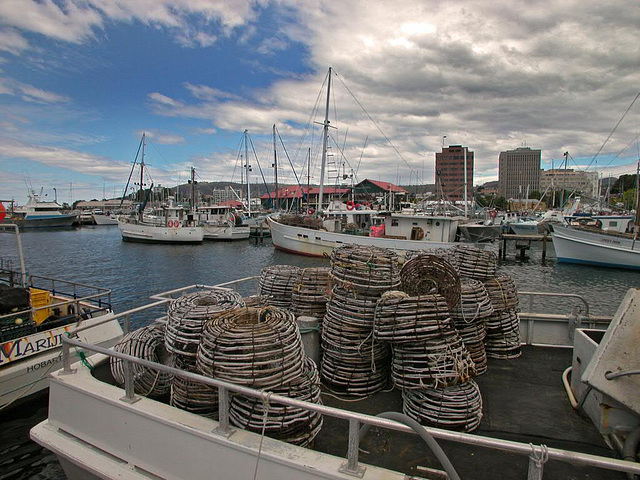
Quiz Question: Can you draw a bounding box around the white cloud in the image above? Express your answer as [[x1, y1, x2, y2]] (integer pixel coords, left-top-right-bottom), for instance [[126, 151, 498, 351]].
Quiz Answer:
[[0, 77, 70, 103], [0, 27, 28, 55], [142, 130, 186, 145]]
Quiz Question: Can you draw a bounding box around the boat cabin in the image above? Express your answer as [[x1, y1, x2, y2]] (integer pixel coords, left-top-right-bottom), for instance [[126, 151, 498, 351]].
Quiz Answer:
[[383, 213, 462, 242]]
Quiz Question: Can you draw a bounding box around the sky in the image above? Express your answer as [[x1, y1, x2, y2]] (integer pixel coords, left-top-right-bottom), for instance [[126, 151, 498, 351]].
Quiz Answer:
[[0, 0, 639, 205]]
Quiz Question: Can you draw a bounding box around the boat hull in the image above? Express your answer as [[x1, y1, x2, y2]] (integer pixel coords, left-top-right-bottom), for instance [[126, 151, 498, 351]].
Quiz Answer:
[[0, 314, 123, 409], [92, 214, 119, 226], [119, 221, 204, 244], [2, 215, 77, 229], [269, 217, 456, 257], [551, 225, 640, 270], [458, 224, 501, 243], [202, 225, 250, 240]]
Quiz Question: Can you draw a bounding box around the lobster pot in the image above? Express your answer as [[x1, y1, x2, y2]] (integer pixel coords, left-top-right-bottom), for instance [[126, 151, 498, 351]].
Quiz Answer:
[[229, 358, 323, 447], [329, 245, 400, 294], [399, 254, 460, 310], [391, 336, 475, 390], [165, 290, 244, 358], [483, 275, 519, 313], [197, 307, 305, 390], [373, 292, 453, 345], [110, 324, 173, 399], [258, 265, 301, 308], [403, 380, 483, 432], [242, 295, 270, 308], [321, 350, 389, 397], [290, 267, 331, 318], [449, 279, 494, 325], [485, 308, 521, 359], [448, 246, 497, 281], [170, 356, 218, 418], [324, 286, 381, 329], [455, 322, 488, 375]]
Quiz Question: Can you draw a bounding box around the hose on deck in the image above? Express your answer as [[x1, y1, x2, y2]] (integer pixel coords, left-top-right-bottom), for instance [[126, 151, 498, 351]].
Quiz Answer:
[[358, 411, 461, 480]]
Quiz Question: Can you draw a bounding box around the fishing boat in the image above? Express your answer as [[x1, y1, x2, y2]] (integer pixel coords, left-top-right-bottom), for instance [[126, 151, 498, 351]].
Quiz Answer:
[[0, 224, 123, 410], [457, 219, 502, 243], [269, 69, 462, 256], [551, 224, 640, 270], [198, 205, 250, 240], [269, 210, 462, 257], [1, 191, 77, 229], [29, 275, 640, 480], [117, 135, 204, 244]]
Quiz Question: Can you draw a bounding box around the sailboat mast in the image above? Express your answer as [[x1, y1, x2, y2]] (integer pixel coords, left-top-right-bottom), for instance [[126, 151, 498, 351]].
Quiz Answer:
[[273, 124, 278, 210], [318, 67, 332, 213], [245, 129, 251, 215], [307, 147, 311, 212], [140, 133, 146, 205]]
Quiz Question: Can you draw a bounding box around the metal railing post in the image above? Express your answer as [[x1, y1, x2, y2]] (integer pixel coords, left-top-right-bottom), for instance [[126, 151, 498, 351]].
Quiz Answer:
[[119, 358, 140, 404], [214, 386, 234, 437], [59, 335, 76, 375], [340, 418, 366, 477], [124, 313, 131, 334]]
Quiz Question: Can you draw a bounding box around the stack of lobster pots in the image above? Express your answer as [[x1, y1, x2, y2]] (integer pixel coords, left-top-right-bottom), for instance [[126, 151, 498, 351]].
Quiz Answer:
[[196, 306, 323, 446], [257, 265, 302, 308], [371, 253, 483, 432], [320, 245, 400, 397], [290, 267, 331, 321], [164, 290, 245, 417], [447, 245, 521, 359]]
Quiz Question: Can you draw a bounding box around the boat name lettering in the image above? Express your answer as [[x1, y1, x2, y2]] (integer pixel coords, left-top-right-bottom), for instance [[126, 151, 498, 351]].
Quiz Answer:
[[600, 238, 621, 245], [26, 355, 62, 373], [0, 327, 70, 364]]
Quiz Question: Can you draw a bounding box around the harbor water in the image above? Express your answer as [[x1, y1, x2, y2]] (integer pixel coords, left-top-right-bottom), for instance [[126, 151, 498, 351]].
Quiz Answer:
[[1, 226, 638, 479]]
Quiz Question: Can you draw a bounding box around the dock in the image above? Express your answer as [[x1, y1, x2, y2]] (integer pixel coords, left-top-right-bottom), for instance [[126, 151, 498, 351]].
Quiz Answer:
[[499, 233, 549, 260]]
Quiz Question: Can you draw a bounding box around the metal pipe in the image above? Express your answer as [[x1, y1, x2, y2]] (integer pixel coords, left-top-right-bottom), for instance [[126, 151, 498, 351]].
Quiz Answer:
[[606, 370, 640, 380], [561, 367, 579, 409], [518, 291, 590, 316], [59, 335, 640, 476], [346, 418, 361, 474]]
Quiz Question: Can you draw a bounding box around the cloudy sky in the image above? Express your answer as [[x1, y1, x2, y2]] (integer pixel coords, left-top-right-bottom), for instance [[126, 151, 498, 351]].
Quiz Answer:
[[1, 0, 638, 204]]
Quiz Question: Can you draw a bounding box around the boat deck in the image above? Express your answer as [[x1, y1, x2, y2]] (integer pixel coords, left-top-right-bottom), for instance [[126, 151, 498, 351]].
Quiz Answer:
[[91, 345, 624, 479], [315, 346, 623, 479]]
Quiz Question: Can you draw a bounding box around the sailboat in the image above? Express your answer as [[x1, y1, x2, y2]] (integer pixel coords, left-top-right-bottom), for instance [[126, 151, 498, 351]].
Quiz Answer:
[[268, 68, 462, 257], [118, 134, 204, 244]]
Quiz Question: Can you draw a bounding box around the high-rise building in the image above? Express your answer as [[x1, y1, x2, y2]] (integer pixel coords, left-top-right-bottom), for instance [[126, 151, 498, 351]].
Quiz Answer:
[[498, 147, 541, 199], [540, 169, 598, 198], [435, 145, 474, 202]]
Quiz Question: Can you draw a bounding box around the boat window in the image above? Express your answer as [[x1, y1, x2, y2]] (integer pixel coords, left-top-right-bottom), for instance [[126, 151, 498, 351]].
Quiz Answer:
[[435, 221, 440, 226], [391, 219, 399, 227], [609, 221, 617, 227]]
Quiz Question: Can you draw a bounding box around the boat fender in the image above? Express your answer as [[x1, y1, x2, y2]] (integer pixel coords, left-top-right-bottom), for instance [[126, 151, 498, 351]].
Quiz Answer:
[[227, 213, 236, 227], [489, 209, 497, 219], [346, 201, 355, 211], [0, 202, 6, 222]]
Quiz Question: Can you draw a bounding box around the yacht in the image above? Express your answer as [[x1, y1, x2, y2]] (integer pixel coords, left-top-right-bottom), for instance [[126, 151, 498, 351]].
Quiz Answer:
[[1, 191, 77, 228]]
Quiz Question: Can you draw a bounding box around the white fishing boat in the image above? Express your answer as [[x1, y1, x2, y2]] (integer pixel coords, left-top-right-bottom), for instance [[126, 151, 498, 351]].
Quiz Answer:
[[551, 224, 640, 270], [269, 69, 462, 256], [119, 197, 204, 244], [0, 224, 123, 409], [29, 275, 640, 480], [269, 209, 461, 257], [117, 135, 204, 244], [198, 205, 250, 240], [1, 191, 77, 229]]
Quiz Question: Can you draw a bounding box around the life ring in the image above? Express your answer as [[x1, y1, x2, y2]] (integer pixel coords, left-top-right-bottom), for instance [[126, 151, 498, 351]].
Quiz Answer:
[[174, 220, 180, 228], [167, 220, 174, 228], [307, 208, 315, 215], [346, 201, 355, 211], [489, 210, 497, 219]]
